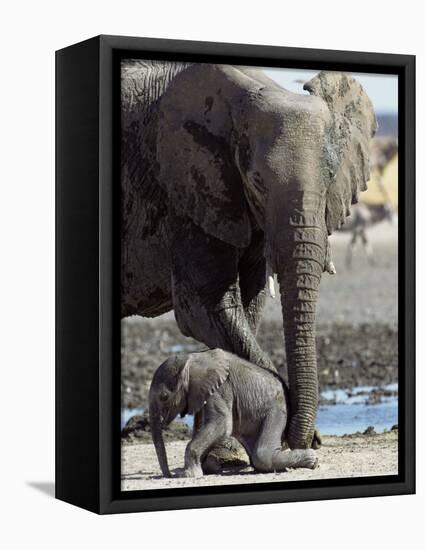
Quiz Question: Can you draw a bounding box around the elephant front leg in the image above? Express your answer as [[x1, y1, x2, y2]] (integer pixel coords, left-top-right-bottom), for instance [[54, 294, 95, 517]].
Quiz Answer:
[[212, 285, 276, 372], [184, 415, 229, 478], [170, 217, 275, 372]]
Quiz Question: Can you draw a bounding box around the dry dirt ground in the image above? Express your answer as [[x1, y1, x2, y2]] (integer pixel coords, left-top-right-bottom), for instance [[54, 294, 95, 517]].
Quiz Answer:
[[121, 431, 398, 491]]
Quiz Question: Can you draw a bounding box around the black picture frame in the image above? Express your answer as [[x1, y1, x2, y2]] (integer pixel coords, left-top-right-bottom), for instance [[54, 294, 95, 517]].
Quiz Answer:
[[56, 35, 415, 514]]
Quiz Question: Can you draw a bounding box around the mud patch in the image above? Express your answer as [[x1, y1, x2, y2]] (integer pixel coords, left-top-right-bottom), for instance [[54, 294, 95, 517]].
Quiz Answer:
[[121, 318, 398, 409]]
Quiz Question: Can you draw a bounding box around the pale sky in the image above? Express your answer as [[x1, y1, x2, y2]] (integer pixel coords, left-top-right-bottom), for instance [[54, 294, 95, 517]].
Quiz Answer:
[[262, 67, 398, 114]]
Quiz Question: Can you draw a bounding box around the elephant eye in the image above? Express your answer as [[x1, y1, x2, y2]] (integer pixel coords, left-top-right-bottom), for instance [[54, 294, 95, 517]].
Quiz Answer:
[[159, 391, 169, 402]]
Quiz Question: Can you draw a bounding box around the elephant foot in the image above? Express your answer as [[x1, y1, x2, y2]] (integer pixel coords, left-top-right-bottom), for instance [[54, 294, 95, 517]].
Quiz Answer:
[[202, 437, 249, 475], [183, 464, 204, 478], [301, 449, 319, 470], [282, 449, 319, 470]]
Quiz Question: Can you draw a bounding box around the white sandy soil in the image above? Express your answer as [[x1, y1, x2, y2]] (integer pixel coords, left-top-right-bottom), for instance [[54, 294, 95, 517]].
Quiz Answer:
[[121, 431, 398, 491]]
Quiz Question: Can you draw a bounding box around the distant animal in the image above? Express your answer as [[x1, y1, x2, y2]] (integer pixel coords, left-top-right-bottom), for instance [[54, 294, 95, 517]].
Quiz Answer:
[[341, 137, 397, 268], [149, 349, 318, 478], [370, 136, 398, 175], [342, 202, 394, 268]]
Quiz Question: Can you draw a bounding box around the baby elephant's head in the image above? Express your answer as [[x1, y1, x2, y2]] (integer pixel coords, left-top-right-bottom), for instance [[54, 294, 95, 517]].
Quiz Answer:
[[149, 355, 190, 430], [148, 350, 230, 477]]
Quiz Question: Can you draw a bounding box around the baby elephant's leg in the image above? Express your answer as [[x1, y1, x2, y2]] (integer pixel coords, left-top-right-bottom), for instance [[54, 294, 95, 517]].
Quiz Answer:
[[251, 409, 318, 473], [184, 415, 229, 478], [273, 448, 319, 470]]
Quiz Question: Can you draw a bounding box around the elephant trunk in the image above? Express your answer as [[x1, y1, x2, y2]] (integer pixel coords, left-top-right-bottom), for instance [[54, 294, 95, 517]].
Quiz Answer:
[[149, 401, 171, 478], [272, 195, 326, 449]]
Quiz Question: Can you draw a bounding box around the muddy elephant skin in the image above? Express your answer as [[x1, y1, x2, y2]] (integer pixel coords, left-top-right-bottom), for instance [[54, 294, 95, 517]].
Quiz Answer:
[[121, 61, 376, 449]]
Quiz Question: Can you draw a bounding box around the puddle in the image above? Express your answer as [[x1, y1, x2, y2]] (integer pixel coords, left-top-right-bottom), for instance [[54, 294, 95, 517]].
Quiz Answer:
[[317, 383, 398, 435], [317, 398, 397, 436], [321, 383, 397, 405], [122, 383, 398, 436]]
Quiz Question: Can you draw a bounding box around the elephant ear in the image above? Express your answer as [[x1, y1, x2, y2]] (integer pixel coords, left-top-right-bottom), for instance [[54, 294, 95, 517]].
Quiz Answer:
[[156, 64, 252, 248], [182, 349, 230, 414], [304, 72, 377, 234]]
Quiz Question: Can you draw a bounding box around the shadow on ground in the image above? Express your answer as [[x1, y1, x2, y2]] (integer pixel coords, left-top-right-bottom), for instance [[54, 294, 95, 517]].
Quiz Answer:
[[26, 481, 55, 498]]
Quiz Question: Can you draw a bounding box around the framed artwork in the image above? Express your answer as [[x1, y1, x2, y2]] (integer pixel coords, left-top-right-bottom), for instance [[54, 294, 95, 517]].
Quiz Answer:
[[56, 35, 415, 514]]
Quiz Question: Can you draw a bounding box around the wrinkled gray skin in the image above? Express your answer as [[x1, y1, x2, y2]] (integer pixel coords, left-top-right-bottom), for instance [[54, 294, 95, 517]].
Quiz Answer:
[[122, 61, 376, 449], [149, 349, 318, 477]]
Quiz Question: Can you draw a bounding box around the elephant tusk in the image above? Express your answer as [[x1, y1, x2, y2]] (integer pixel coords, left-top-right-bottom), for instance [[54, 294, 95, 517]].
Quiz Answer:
[[324, 238, 336, 275], [268, 275, 276, 298], [326, 261, 337, 275]]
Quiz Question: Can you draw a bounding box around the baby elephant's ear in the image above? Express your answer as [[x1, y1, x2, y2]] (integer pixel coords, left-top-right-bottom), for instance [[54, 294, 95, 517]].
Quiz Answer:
[[185, 350, 230, 414]]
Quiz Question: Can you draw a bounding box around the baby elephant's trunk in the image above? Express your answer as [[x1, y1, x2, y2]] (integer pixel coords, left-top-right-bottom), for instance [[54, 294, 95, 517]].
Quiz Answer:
[[149, 401, 171, 478]]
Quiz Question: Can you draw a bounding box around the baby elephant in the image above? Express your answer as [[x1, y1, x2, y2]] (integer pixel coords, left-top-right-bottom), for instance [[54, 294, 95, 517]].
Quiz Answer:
[[149, 349, 318, 478]]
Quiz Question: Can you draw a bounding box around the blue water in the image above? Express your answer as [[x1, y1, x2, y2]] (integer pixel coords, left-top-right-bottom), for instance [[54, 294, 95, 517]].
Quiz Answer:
[[317, 399, 397, 436], [122, 384, 398, 436], [316, 383, 398, 435]]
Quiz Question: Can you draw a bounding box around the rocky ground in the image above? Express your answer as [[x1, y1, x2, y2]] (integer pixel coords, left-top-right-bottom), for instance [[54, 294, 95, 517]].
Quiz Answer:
[[121, 429, 399, 491]]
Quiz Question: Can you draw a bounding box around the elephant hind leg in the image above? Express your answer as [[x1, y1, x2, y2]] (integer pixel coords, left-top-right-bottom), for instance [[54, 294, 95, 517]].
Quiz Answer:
[[271, 448, 318, 470], [251, 408, 286, 472], [251, 409, 318, 473]]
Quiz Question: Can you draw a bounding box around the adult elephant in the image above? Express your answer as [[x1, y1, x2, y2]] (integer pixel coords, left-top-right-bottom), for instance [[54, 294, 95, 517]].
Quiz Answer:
[[121, 60, 376, 449]]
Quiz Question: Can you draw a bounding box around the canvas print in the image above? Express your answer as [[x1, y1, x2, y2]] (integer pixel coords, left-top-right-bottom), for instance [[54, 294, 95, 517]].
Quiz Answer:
[[119, 60, 398, 491]]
